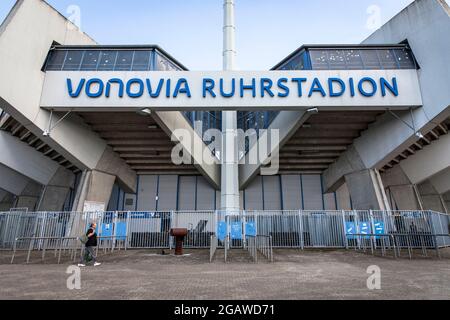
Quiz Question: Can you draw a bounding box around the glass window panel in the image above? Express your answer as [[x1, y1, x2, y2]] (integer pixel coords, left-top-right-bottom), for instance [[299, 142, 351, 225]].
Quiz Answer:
[[280, 52, 305, 70], [360, 50, 382, 69], [309, 50, 329, 70], [62, 50, 83, 70], [343, 49, 364, 69], [132, 50, 151, 71], [394, 48, 416, 69], [45, 50, 67, 70], [80, 50, 100, 70], [327, 50, 347, 70], [98, 51, 118, 71], [115, 51, 134, 71], [155, 53, 179, 71], [378, 49, 398, 69]]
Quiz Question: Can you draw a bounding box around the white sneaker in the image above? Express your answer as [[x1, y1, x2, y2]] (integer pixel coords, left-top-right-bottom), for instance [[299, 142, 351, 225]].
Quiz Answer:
[[94, 262, 101, 266], [78, 264, 86, 267]]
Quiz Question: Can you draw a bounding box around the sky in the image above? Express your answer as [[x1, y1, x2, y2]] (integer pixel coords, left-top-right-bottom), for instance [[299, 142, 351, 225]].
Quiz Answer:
[[0, 0, 448, 70]]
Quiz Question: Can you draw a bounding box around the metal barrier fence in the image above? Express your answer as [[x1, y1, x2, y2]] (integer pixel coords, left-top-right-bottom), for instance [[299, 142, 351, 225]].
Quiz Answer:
[[10, 235, 127, 264], [246, 235, 274, 263], [1, 210, 449, 255], [246, 235, 257, 262], [210, 235, 218, 262]]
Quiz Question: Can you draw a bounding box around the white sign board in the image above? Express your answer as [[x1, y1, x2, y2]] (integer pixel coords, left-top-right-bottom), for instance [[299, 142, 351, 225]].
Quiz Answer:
[[83, 201, 105, 213], [40, 70, 423, 111]]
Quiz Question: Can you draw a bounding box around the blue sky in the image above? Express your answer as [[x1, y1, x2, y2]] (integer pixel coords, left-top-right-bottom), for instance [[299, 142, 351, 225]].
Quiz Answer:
[[1, 0, 447, 70]]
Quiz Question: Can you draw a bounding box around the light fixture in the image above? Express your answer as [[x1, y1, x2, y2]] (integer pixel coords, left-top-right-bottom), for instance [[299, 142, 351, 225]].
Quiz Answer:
[[307, 107, 319, 113], [137, 108, 152, 116], [415, 131, 424, 139]]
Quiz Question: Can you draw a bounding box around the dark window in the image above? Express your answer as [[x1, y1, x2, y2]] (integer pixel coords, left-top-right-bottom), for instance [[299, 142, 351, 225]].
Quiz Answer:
[[394, 48, 416, 69], [279, 52, 306, 70], [98, 51, 118, 71], [155, 53, 179, 71], [132, 50, 152, 71], [378, 49, 398, 69], [309, 50, 329, 70], [46, 50, 67, 70], [327, 50, 347, 70], [115, 51, 134, 71], [80, 50, 100, 70], [62, 50, 83, 70], [360, 50, 382, 69], [343, 49, 364, 69]]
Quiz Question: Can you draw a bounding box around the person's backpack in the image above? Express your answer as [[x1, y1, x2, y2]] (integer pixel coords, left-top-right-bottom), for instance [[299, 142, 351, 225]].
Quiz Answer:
[[79, 234, 88, 244]]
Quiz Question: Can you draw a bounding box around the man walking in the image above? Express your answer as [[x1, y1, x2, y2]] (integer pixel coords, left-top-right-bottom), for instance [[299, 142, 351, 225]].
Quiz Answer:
[[78, 223, 101, 267]]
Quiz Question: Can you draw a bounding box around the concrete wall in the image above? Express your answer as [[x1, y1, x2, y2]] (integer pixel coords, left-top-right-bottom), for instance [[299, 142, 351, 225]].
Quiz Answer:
[[324, 0, 450, 192], [0, 0, 136, 191], [359, 0, 450, 169], [109, 174, 352, 211]]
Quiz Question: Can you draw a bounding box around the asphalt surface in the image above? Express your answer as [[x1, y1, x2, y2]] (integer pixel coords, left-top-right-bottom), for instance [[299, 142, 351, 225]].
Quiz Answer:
[[0, 248, 449, 300]]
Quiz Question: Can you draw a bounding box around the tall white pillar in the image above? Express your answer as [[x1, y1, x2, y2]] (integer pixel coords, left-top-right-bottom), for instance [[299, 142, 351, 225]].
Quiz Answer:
[[221, 0, 240, 212]]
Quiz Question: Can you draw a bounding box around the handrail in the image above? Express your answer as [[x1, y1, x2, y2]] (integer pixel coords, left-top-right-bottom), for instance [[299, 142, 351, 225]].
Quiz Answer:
[[209, 235, 217, 263], [11, 235, 128, 264]]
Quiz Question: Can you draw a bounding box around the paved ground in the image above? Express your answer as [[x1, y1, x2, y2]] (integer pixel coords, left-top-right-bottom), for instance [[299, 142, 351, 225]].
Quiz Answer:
[[0, 248, 450, 300]]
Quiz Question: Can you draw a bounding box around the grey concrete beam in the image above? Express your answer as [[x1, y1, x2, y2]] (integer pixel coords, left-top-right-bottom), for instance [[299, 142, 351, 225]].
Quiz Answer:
[[0, 0, 136, 193], [239, 111, 310, 190], [15, 180, 42, 211], [0, 163, 31, 196], [443, 191, 450, 214], [417, 180, 446, 212], [429, 167, 450, 195], [72, 170, 116, 212], [323, 145, 366, 192], [37, 167, 76, 211], [94, 147, 137, 194], [152, 111, 220, 189], [344, 169, 390, 210], [0, 189, 15, 211], [399, 133, 450, 185], [0, 131, 60, 186], [381, 166, 421, 210]]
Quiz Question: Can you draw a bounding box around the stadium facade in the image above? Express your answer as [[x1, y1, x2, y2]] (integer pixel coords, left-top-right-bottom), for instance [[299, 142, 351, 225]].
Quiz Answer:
[[0, 0, 449, 217]]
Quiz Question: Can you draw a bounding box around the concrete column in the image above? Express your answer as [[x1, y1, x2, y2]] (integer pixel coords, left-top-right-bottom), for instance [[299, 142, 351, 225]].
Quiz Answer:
[[37, 167, 75, 211], [0, 189, 15, 211], [344, 169, 390, 210], [15, 181, 42, 211], [443, 192, 450, 214], [381, 166, 422, 210], [221, 0, 240, 212], [73, 170, 116, 212], [416, 180, 446, 213]]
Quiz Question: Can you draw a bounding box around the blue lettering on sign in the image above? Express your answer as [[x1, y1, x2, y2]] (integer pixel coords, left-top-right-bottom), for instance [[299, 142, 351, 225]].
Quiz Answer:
[[374, 221, 385, 239], [359, 221, 371, 239], [67, 76, 400, 100], [346, 221, 357, 240], [346, 221, 380, 239]]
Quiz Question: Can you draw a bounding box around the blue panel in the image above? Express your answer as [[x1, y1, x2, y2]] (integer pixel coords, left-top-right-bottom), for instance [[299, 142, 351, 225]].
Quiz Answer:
[[116, 222, 127, 240], [245, 222, 256, 236], [359, 221, 371, 239], [217, 221, 227, 241], [230, 222, 242, 240], [345, 221, 357, 240], [374, 221, 385, 239], [100, 223, 113, 237]]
